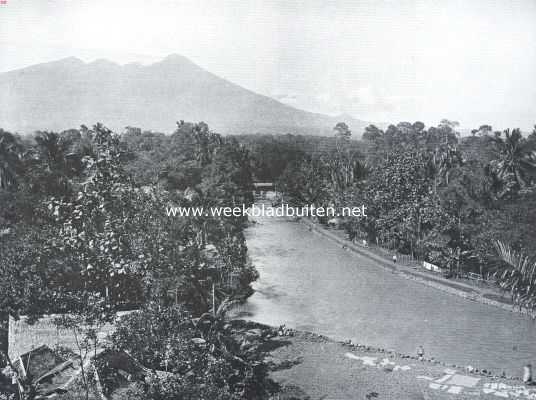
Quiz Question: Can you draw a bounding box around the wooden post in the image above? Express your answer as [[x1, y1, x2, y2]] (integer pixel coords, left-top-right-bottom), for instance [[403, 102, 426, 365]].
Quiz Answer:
[[212, 283, 216, 317]]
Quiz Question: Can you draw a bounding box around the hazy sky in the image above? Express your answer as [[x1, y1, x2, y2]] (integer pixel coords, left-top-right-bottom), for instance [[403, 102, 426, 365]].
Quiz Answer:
[[1, 0, 535, 130]]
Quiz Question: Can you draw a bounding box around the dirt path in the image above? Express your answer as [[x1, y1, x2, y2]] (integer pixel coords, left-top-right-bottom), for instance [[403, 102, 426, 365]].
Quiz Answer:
[[300, 218, 521, 315], [267, 331, 536, 400]]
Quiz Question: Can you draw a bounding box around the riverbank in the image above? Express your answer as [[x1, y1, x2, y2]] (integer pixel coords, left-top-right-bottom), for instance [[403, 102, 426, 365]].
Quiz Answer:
[[243, 214, 536, 377], [264, 325, 536, 399], [299, 217, 527, 316]]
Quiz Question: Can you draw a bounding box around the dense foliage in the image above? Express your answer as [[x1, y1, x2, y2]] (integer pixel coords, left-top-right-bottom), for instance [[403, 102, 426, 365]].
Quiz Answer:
[[235, 133, 364, 182], [2, 116, 536, 397], [260, 122, 536, 305], [0, 121, 272, 399]]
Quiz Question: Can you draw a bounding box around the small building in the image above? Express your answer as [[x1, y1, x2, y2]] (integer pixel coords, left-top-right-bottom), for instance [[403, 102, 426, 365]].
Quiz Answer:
[[8, 345, 148, 399], [253, 182, 276, 200], [11, 345, 81, 398]]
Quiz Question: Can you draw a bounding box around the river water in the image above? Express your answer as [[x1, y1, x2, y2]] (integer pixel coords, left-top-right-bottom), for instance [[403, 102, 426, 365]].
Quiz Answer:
[[235, 215, 536, 376]]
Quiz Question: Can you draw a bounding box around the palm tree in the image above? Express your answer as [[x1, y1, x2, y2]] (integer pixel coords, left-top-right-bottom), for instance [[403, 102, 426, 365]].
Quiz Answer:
[[431, 144, 463, 191], [193, 296, 242, 357], [0, 129, 22, 189], [493, 240, 536, 313], [323, 153, 367, 194], [488, 129, 536, 196], [35, 131, 69, 171]]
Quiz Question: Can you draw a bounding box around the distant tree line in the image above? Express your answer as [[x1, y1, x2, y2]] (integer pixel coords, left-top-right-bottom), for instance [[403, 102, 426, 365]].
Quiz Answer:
[[234, 131, 364, 183]]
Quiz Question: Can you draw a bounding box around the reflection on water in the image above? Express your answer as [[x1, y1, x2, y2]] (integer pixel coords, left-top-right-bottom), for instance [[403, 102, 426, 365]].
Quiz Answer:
[[235, 215, 536, 376]]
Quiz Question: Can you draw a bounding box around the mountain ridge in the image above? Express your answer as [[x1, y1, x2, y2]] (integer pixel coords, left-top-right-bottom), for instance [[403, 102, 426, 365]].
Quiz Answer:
[[0, 55, 369, 136]]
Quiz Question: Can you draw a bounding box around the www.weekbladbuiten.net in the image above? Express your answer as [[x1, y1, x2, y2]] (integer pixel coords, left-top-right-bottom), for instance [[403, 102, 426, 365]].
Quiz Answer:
[[166, 204, 367, 218]]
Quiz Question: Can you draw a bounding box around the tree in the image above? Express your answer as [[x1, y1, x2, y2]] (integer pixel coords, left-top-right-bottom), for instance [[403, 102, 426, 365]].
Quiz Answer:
[[493, 240, 536, 313], [358, 150, 440, 254], [488, 128, 536, 197], [111, 304, 274, 399], [0, 227, 52, 370], [430, 143, 463, 191], [53, 292, 115, 400], [0, 130, 22, 190], [333, 122, 352, 141], [473, 192, 536, 265], [34, 131, 70, 171], [528, 125, 536, 147], [436, 162, 491, 276], [438, 119, 460, 136], [1, 120, 262, 399], [471, 124, 493, 136], [321, 151, 367, 208], [362, 124, 383, 142], [41, 125, 145, 301], [29, 131, 76, 196], [277, 157, 329, 207]]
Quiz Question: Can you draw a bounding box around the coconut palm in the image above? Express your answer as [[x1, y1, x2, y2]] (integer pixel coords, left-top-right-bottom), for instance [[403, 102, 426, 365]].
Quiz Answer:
[[488, 129, 536, 196], [35, 131, 70, 171], [431, 144, 463, 191], [194, 295, 240, 336], [323, 153, 368, 195]]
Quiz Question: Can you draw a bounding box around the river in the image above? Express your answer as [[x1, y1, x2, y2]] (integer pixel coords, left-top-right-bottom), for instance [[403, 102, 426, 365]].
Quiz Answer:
[[234, 214, 536, 376]]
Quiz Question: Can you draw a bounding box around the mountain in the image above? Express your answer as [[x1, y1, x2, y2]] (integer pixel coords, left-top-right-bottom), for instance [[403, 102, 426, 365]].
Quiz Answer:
[[0, 55, 368, 136]]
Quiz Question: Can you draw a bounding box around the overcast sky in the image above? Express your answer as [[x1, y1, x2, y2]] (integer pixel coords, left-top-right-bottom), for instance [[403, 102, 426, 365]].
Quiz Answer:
[[1, 0, 535, 130]]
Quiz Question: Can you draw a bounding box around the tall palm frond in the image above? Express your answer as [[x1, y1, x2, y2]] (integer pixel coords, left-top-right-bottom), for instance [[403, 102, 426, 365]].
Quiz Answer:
[[493, 240, 536, 311]]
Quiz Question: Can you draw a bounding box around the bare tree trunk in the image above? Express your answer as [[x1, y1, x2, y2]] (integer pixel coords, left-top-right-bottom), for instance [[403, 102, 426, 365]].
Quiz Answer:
[[0, 312, 9, 368], [73, 328, 90, 400]]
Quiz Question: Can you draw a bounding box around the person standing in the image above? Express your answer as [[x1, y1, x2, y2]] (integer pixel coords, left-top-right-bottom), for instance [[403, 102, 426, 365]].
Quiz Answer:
[[524, 364, 532, 384], [417, 345, 425, 360], [392, 255, 397, 264]]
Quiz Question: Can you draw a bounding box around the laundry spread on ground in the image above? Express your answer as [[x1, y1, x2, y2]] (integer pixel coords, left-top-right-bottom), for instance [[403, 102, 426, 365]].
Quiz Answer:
[[346, 353, 536, 399], [345, 353, 412, 371]]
